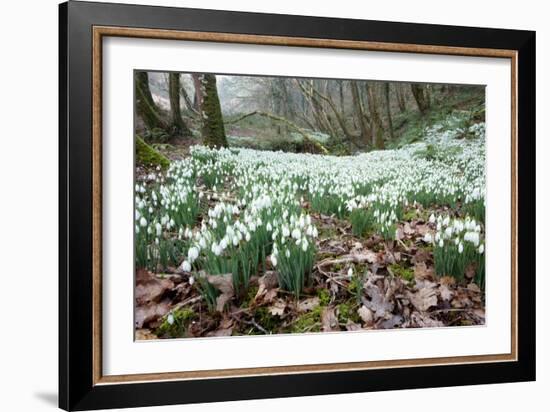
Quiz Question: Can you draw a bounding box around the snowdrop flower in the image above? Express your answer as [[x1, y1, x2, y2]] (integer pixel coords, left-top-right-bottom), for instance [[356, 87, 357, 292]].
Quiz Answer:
[[180, 260, 191, 272], [429, 214, 436, 224], [423, 233, 433, 243], [458, 242, 464, 254], [271, 255, 278, 267], [245, 232, 251, 242], [282, 226, 290, 238], [167, 313, 174, 325], [155, 222, 162, 237], [301, 238, 308, 252], [478, 244, 485, 254], [187, 246, 199, 263], [291, 228, 301, 240], [266, 222, 272, 232], [347, 267, 354, 278], [139, 217, 147, 227], [189, 276, 195, 286], [438, 239, 444, 248], [285, 249, 290, 258]]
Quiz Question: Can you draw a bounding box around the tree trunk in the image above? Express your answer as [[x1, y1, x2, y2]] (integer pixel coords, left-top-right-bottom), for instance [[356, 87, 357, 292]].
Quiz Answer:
[[411, 83, 430, 114], [196, 74, 228, 148], [168, 73, 191, 137], [365, 83, 385, 149], [135, 72, 166, 130], [383, 83, 395, 140], [396, 83, 407, 113], [350, 81, 370, 146]]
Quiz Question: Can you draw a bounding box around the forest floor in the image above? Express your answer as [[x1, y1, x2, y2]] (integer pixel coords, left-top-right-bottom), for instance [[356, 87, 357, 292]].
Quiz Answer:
[[136, 192, 484, 340]]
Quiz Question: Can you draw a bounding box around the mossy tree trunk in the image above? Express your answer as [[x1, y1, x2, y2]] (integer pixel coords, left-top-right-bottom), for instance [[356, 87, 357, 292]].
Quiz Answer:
[[168, 73, 192, 137], [396, 83, 407, 113], [411, 83, 430, 115], [365, 83, 385, 149], [135, 72, 166, 130], [196, 74, 228, 148], [383, 83, 395, 141], [350, 81, 371, 146]]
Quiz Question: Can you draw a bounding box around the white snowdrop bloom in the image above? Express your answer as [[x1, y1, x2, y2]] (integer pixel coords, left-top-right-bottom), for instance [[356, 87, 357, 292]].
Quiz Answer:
[[306, 215, 312, 226], [155, 222, 162, 237], [478, 244, 484, 254], [135, 209, 141, 221], [312, 227, 318, 238], [282, 226, 290, 238], [187, 247, 199, 263], [444, 227, 453, 239], [458, 242, 464, 254], [220, 237, 228, 250], [139, 217, 147, 227], [347, 267, 354, 278], [454, 237, 460, 245], [245, 232, 251, 242], [438, 239, 444, 248], [232, 235, 239, 246], [306, 225, 313, 237], [285, 249, 291, 258], [167, 313, 174, 325], [135, 225, 140, 234], [429, 214, 436, 224], [199, 237, 207, 250], [189, 276, 195, 286], [301, 238, 308, 252], [271, 255, 278, 267], [180, 260, 191, 272], [266, 222, 272, 232], [423, 233, 433, 243], [291, 228, 301, 240], [464, 231, 480, 246], [155, 237, 159, 245], [443, 216, 450, 226]]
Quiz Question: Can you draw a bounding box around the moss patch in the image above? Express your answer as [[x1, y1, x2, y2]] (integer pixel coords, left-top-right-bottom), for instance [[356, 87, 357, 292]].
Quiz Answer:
[[156, 308, 197, 338], [389, 263, 415, 282], [289, 306, 322, 333], [136, 134, 170, 169]]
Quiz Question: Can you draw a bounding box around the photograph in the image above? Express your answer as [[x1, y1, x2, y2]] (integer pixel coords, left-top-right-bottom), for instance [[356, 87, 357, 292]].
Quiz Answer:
[[134, 71, 486, 339]]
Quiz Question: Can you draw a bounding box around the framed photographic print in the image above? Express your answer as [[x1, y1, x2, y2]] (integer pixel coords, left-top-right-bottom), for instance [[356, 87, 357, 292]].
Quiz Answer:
[[59, 1, 536, 410]]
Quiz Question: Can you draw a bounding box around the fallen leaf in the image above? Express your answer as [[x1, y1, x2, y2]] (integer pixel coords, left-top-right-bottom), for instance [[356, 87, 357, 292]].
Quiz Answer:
[[135, 270, 174, 305], [410, 312, 444, 328], [135, 299, 170, 328], [206, 273, 234, 312], [414, 262, 434, 280], [403, 222, 415, 235], [254, 271, 279, 304], [357, 305, 374, 325], [439, 283, 454, 301], [346, 321, 362, 331], [297, 297, 320, 313], [321, 307, 339, 331], [135, 328, 158, 340], [268, 299, 287, 317], [409, 287, 438, 312]]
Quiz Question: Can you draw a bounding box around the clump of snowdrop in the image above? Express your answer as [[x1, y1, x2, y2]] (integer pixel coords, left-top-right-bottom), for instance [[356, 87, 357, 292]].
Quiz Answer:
[[426, 214, 485, 287]]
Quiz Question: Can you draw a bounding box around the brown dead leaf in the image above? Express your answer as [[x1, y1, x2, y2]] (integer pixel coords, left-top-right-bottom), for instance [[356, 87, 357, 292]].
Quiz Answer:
[[357, 305, 374, 326], [414, 262, 434, 280], [206, 273, 234, 312], [135, 299, 170, 328], [321, 307, 339, 332], [403, 222, 415, 236], [439, 283, 454, 301], [268, 299, 287, 317], [297, 297, 320, 313], [346, 321, 362, 331], [409, 287, 438, 312], [362, 275, 395, 319], [135, 270, 174, 305], [410, 312, 444, 328], [254, 271, 279, 304], [415, 224, 430, 236], [135, 328, 158, 340]]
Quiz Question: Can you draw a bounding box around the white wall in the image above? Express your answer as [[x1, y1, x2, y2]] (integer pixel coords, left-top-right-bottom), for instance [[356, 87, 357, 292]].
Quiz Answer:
[[0, 1, 546, 411]]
